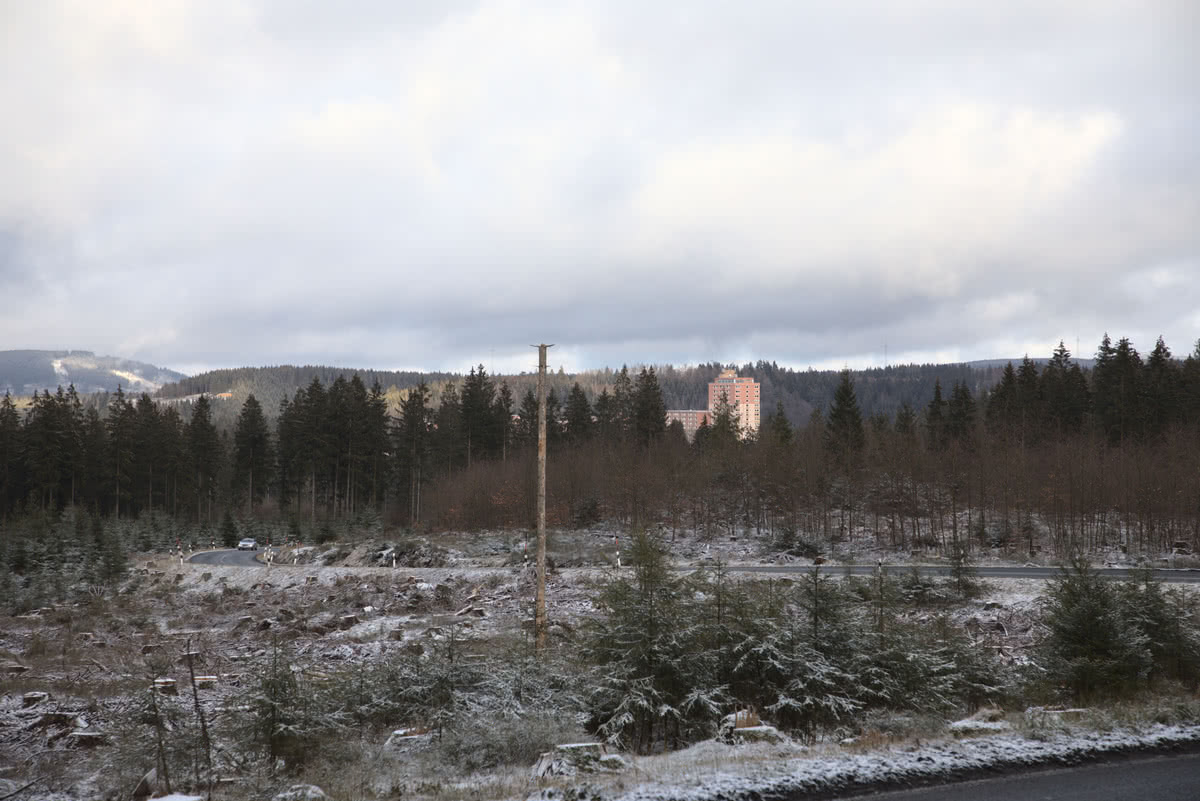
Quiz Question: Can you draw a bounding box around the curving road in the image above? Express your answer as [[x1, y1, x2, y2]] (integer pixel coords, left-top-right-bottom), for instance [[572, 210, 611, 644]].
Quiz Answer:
[[828, 751, 1200, 801], [189, 548, 277, 567]]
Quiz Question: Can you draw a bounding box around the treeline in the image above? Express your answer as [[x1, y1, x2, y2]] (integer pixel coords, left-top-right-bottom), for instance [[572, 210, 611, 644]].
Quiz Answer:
[[3, 335, 1199, 560], [157, 364, 456, 400], [419, 336, 1200, 555], [154, 359, 1006, 431]]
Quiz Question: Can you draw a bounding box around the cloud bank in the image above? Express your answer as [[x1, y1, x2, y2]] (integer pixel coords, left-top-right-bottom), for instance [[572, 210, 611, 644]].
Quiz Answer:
[[1, 1, 1196, 374]]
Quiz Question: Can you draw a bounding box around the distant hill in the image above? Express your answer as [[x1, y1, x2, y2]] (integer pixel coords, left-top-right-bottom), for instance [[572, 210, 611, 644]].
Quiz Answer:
[[158, 359, 1032, 429], [968, 357, 1096, 370], [0, 350, 186, 396], [155, 365, 460, 429]]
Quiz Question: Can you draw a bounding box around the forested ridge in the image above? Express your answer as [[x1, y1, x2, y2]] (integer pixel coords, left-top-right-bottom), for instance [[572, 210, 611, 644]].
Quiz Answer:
[[155, 359, 999, 428], [1, 335, 1198, 561]]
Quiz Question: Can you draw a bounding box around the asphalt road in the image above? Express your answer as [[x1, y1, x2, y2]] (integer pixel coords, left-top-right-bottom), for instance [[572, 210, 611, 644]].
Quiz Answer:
[[832, 751, 1200, 801], [188, 548, 275, 566], [186, 550, 1200, 584], [725, 564, 1200, 583]]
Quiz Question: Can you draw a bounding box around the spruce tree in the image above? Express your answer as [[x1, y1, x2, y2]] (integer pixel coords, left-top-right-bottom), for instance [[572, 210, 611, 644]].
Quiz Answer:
[[946, 381, 977, 445], [1015, 357, 1041, 443], [545, 387, 562, 445], [433, 382, 464, 473], [925, 379, 947, 451], [232, 394, 273, 514], [893, 401, 917, 439], [1143, 336, 1181, 439], [764, 400, 792, 446], [633, 367, 667, 447], [593, 388, 616, 442], [395, 382, 432, 526], [188, 395, 222, 524], [985, 363, 1018, 439], [825, 370, 865, 456], [1182, 339, 1200, 427], [611, 366, 635, 442], [493, 381, 515, 461], [565, 382, 592, 443], [517, 388, 539, 446], [0, 392, 20, 520], [106, 387, 136, 518], [460, 365, 497, 466]]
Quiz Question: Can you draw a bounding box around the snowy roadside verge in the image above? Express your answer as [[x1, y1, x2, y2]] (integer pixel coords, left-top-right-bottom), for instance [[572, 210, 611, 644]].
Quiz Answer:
[[612, 724, 1200, 801]]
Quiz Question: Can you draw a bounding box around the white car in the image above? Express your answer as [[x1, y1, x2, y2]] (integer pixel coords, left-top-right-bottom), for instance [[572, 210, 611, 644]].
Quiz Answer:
[[237, 538, 259, 551]]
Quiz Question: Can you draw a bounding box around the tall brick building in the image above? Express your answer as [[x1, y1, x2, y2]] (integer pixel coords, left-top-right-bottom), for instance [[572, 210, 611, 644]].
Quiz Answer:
[[666, 369, 760, 440], [708, 368, 761, 434]]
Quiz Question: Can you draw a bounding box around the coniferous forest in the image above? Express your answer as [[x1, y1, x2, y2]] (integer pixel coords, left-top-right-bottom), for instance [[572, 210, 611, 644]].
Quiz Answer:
[[3, 336, 1200, 796], [1, 335, 1199, 568]]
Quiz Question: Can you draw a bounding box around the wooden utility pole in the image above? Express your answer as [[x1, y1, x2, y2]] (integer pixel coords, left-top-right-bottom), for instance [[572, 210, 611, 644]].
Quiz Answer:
[[534, 343, 553, 650]]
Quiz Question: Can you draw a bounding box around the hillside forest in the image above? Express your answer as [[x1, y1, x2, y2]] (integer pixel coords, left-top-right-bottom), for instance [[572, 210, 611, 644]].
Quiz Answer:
[[1, 335, 1199, 567]]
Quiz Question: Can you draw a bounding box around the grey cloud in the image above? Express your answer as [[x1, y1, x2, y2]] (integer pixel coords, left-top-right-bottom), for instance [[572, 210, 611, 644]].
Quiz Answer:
[[0, 1, 1196, 375]]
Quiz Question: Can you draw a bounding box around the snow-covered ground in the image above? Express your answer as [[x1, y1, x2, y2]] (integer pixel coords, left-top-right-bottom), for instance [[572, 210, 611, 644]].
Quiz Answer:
[[599, 724, 1200, 801]]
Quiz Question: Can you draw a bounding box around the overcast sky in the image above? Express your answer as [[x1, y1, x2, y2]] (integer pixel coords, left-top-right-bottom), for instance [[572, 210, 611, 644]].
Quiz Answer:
[[2, 1, 1197, 376]]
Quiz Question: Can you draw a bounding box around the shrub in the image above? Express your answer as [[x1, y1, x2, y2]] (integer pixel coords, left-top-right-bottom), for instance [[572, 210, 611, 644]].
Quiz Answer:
[[1036, 558, 1152, 702]]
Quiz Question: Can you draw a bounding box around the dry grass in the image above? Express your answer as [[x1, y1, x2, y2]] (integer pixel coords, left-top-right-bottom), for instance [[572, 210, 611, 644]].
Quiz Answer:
[[733, 708, 760, 728]]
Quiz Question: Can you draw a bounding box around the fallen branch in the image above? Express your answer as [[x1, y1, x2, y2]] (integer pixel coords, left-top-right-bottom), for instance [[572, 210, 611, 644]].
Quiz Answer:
[[0, 778, 43, 801]]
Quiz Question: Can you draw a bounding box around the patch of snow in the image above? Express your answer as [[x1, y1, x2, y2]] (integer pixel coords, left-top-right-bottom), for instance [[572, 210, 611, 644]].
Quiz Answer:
[[612, 724, 1200, 801], [947, 718, 1012, 734], [109, 368, 158, 390]]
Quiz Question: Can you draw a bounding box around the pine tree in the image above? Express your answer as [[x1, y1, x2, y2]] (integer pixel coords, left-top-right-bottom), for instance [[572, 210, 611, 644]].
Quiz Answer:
[[106, 387, 136, 518], [0, 392, 21, 520], [517, 388, 539, 446], [159, 406, 186, 517], [275, 392, 303, 513], [611, 367, 635, 442], [893, 401, 917, 439], [364, 381, 390, 507], [1015, 357, 1041, 444], [461, 365, 498, 467], [132, 393, 163, 515], [825, 370, 865, 456], [232, 394, 273, 514], [593, 388, 616, 442], [584, 531, 712, 752], [1040, 559, 1152, 702], [1093, 337, 1143, 443], [188, 395, 222, 524], [78, 407, 107, 514], [395, 382, 432, 526], [704, 393, 741, 449], [763, 400, 792, 446], [1143, 336, 1181, 439], [1183, 339, 1200, 427], [1041, 342, 1088, 436], [946, 381, 976, 445], [985, 363, 1018, 439], [493, 381, 515, 461], [545, 387, 562, 445], [22, 391, 62, 510], [925, 379, 947, 451], [433, 382, 464, 474], [296, 377, 332, 522], [565, 382, 592, 443], [632, 367, 667, 448]]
